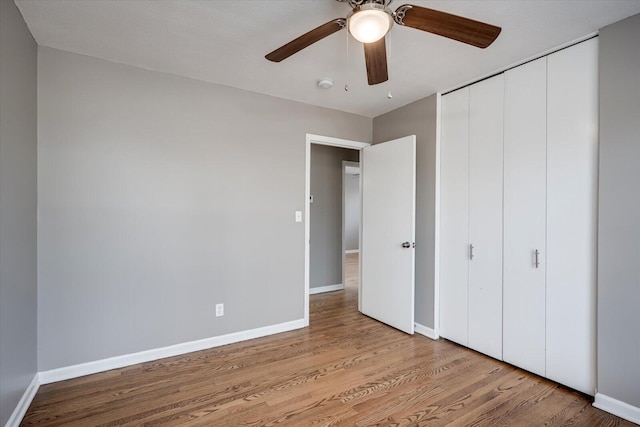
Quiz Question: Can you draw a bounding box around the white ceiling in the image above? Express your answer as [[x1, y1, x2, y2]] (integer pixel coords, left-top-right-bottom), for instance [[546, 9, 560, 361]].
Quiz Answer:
[[15, 0, 640, 118]]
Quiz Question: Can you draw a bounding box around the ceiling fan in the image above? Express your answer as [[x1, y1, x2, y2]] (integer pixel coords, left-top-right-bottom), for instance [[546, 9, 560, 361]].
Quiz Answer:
[[265, 0, 501, 86]]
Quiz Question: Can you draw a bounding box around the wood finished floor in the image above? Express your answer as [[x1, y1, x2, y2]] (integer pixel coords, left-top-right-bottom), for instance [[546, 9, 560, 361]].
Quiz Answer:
[[23, 254, 632, 426]]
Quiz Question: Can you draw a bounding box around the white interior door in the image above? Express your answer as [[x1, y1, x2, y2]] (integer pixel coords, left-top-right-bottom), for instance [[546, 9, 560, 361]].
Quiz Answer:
[[360, 135, 416, 334], [468, 74, 504, 360], [545, 38, 598, 395], [439, 88, 470, 345], [503, 57, 547, 377]]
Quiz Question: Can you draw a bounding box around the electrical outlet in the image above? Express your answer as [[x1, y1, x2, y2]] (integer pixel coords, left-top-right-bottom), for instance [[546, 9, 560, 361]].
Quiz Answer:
[[215, 303, 224, 317]]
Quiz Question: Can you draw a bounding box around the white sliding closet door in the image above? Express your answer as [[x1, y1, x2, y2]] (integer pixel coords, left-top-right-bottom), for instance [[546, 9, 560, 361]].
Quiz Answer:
[[503, 57, 547, 377], [439, 87, 470, 346], [546, 38, 598, 395], [468, 75, 504, 360]]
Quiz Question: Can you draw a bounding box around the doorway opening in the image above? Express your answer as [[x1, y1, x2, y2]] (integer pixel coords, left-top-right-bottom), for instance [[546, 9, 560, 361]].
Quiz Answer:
[[342, 160, 360, 295], [304, 134, 370, 326]]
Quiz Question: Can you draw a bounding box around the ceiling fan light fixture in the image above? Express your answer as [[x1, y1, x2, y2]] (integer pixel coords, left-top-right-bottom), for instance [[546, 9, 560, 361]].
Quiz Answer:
[[348, 3, 393, 44]]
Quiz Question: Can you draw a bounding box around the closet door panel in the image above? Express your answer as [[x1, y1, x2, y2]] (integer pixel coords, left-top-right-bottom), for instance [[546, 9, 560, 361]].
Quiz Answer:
[[546, 38, 598, 395], [439, 88, 470, 345], [468, 74, 504, 360], [503, 57, 547, 377]]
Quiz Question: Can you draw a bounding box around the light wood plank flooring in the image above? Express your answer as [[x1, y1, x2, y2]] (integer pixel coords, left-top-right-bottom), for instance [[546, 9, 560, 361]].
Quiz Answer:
[[23, 254, 631, 426]]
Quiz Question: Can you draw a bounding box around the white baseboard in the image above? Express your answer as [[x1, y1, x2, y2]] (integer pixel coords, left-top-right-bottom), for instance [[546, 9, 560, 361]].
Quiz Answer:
[[414, 323, 439, 340], [593, 393, 640, 424], [345, 249, 360, 254], [5, 373, 40, 427], [38, 318, 305, 385], [309, 284, 344, 295]]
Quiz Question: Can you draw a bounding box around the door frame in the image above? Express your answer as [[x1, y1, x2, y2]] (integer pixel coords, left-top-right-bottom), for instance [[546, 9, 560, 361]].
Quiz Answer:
[[434, 92, 442, 339], [341, 160, 360, 290], [304, 134, 370, 326]]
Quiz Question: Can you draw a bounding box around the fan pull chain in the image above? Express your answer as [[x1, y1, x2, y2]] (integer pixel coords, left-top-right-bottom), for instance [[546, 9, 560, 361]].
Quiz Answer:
[[386, 33, 392, 99], [345, 22, 350, 92]]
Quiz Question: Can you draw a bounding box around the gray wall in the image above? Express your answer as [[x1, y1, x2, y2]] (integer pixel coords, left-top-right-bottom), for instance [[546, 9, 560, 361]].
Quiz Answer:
[[0, 1, 38, 424], [597, 12, 640, 409], [344, 170, 360, 251], [373, 95, 438, 329], [37, 47, 371, 371], [310, 145, 358, 289]]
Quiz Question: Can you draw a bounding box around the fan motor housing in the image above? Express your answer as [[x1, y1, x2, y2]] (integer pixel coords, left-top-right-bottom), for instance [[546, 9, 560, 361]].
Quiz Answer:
[[338, 0, 393, 8]]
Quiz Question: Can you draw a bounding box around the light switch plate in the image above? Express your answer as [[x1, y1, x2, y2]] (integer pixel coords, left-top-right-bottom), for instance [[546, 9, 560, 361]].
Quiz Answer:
[[295, 211, 302, 222]]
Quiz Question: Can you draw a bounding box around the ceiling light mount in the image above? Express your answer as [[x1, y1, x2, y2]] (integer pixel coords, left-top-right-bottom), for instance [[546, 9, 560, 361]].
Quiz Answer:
[[347, 2, 393, 44]]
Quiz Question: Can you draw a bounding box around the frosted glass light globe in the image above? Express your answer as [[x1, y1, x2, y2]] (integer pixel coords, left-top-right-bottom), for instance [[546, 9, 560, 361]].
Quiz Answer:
[[348, 8, 392, 44]]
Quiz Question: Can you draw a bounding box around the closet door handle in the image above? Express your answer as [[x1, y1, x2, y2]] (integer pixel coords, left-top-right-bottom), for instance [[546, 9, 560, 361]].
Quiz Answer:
[[469, 244, 474, 260], [534, 249, 540, 268]]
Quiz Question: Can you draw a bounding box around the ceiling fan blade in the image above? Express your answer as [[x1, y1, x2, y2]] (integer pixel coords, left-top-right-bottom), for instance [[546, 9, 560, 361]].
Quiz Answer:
[[364, 38, 389, 85], [265, 18, 346, 62], [395, 5, 501, 48]]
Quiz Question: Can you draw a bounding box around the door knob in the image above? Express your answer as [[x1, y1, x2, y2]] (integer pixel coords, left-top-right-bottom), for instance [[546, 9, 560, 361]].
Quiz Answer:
[[401, 242, 411, 248]]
